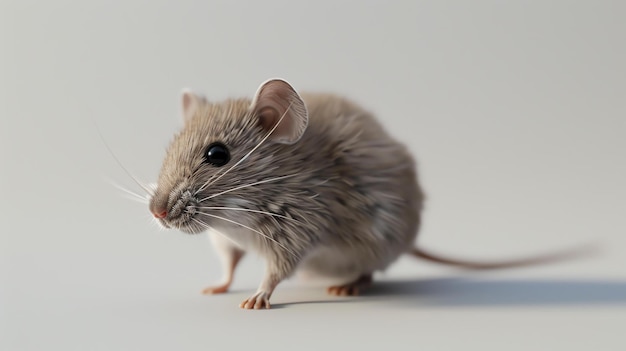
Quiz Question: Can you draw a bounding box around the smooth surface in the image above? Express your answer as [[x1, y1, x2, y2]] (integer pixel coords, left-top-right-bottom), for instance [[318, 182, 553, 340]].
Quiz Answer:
[[2, 1, 625, 350]]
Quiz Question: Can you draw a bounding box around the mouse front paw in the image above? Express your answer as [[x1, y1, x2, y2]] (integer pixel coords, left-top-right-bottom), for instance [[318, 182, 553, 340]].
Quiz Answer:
[[201, 283, 230, 295], [240, 291, 272, 309]]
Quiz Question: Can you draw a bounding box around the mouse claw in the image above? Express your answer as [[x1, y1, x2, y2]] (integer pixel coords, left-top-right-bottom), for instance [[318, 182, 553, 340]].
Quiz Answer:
[[240, 291, 272, 310]]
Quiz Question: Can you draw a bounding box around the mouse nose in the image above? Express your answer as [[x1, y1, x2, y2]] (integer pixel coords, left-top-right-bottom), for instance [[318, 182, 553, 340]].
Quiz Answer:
[[152, 209, 167, 219], [149, 194, 169, 219]]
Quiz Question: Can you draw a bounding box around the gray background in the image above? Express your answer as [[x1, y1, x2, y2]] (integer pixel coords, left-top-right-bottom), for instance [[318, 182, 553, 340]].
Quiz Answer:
[[2, 1, 625, 350]]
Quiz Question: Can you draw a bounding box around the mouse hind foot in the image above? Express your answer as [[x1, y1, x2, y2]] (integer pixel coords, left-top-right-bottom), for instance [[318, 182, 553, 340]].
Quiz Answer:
[[326, 274, 373, 296]]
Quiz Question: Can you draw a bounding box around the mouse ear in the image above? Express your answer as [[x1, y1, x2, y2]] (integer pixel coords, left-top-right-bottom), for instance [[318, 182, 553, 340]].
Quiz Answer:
[[250, 79, 308, 144], [180, 89, 205, 123]]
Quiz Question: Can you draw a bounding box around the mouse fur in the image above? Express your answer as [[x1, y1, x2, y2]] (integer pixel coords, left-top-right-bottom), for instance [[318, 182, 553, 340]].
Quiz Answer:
[[149, 79, 424, 308]]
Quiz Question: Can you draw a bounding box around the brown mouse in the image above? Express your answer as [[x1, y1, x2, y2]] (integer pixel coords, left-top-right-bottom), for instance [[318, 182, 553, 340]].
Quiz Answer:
[[147, 78, 591, 309]]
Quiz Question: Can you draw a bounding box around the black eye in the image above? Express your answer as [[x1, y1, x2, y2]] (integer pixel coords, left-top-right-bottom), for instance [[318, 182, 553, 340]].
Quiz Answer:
[[205, 143, 230, 167]]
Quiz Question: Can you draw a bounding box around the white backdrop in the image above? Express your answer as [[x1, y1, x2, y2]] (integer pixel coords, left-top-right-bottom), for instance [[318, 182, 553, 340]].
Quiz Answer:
[[2, 1, 625, 350]]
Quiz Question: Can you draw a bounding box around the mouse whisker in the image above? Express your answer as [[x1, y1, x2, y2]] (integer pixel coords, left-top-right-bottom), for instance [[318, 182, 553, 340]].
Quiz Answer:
[[196, 206, 302, 224], [189, 217, 211, 234], [109, 181, 150, 204], [190, 218, 237, 245], [121, 194, 150, 204], [194, 102, 294, 195], [95, 123, 154, 196], [193, 211, 300, 259], [197, 174, 298, 203], [192, 168, 223, 195]]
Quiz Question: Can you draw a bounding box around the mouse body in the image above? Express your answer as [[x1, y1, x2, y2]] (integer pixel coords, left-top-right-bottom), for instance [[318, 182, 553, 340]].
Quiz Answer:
[[147, 79, 590, 309], [149, 79, 423, 308]]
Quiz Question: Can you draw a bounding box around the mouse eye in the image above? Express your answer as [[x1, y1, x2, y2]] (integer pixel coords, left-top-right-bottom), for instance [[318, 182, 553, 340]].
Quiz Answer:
[[205, 143, 230, 167]]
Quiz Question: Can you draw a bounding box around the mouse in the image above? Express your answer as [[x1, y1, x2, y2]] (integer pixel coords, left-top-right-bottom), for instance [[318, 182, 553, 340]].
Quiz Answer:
[[147, 78, 592, 309]]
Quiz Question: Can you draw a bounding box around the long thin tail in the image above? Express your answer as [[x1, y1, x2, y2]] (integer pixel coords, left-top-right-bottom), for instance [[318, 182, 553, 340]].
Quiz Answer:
[[410, 244, 599, 270]]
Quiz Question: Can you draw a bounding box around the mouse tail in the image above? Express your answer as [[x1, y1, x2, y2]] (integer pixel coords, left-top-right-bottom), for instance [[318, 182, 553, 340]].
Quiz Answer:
[[410, 243, 599, 270]]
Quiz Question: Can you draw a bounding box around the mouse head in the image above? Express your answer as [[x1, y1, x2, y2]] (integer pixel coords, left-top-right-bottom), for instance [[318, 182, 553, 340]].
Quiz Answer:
[[149, 79, 308, 233]]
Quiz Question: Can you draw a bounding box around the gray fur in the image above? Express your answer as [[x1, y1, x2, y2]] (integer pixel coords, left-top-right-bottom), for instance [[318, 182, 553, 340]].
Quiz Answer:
[[150, 80, 424, 308]]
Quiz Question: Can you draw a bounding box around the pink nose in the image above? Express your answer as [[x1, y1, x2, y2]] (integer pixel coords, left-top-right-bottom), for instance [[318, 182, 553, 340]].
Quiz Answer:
[[153, 210, 167, 219]]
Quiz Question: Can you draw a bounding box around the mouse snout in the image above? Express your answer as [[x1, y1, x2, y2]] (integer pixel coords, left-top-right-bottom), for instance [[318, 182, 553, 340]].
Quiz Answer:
[[149, 184, 198, 230]]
